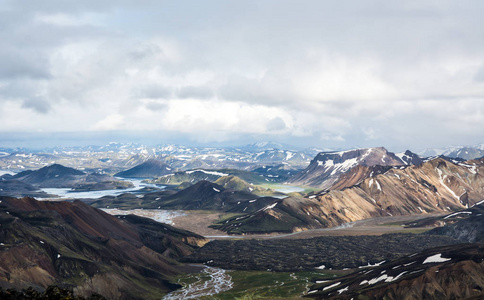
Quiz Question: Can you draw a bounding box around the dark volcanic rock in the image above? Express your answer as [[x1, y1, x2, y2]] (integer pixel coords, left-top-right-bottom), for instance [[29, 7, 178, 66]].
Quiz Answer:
[[182, 233, 458, 272], [427, 204, 484, 243]]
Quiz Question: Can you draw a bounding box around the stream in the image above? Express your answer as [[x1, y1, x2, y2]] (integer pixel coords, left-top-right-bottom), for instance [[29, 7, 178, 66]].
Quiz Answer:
[[163, 267, 233, 299]]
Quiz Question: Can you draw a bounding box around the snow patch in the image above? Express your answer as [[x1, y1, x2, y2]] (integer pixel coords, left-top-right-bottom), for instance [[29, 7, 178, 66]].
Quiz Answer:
[[359, 260, 386, 268], [437, 168, 460, 200], [368, 274, 390, 285], [322, 282, 341, 291], [443, 211, 472, 219], [472, 199, 484, 207], [263, 202, 278, 211], [391, 271, 408, 282], [316, 280, 329, 284], [186, 169, 228, 177], [337, 286, 349, 294], [375, 180, 381, 191], [423, 254, 451, 264]]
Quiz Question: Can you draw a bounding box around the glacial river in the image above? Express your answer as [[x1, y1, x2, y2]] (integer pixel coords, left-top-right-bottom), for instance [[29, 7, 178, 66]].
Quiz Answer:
[[163, 267, 233, 299]]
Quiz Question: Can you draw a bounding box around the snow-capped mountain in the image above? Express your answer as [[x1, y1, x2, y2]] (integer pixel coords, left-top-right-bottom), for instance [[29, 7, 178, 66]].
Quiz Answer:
[[287, 147, 405, 189], [419, 143, 484, 160]]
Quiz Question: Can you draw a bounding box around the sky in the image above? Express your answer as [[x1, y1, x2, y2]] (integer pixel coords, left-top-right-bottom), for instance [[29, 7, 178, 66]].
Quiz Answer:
[[1, 1, 484, 151]]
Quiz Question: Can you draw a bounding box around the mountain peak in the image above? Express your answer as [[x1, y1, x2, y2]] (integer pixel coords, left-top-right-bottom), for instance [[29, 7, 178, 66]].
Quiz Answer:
[[115, 159, 172, 178], [288, 147, 404, 189]]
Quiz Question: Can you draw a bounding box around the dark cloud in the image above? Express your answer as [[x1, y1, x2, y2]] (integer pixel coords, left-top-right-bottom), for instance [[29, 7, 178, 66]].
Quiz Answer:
[[177, 86, 213, 99], [474, 66, 484, 82], [21, 97, 51, 114], [0, 48, 51, 79], [144, 101, 168, 112], [136, 85, 173, 99]]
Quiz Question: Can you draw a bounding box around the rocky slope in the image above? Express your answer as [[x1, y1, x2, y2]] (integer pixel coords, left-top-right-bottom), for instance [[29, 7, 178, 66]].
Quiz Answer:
[[0, 178, 50, 198], [395, 150, 424, 165], [215, 157, 484, 234], [307, 243, 484, 299], [0, 285, 106, 300], [426, 202, 484, 243], [214, 175, 282, 196], [91, 180, 278, 213], [114, 159, 173, 178], [148, 168, 270, 186], [251, 164, 300, 183], [148, 169, 226, 186], [287, 147, 407, 190], [151, 180, 277, 212], [0, 196, 207, 299]]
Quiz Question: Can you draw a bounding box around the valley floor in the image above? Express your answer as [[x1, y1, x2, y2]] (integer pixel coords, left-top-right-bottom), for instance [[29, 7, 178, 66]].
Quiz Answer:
[[170, 212, 446, 240]]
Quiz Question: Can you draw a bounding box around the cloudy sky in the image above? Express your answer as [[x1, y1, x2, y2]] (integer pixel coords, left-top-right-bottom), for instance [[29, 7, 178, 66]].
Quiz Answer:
[[1, 1, 484, 151]]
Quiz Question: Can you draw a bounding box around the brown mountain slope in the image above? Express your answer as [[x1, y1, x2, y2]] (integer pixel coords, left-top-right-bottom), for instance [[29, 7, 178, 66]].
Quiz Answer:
[[287, 147, 406, 190], [328, 165, 392, 191], [214, 158, 484, 234], [308, 157, 484, 225], [0, 197, 207, 299], [307, 243, 484, 299]]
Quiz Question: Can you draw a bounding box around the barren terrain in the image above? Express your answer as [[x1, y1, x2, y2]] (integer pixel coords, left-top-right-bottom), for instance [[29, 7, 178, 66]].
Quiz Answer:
[[172, 211, 446, 239]]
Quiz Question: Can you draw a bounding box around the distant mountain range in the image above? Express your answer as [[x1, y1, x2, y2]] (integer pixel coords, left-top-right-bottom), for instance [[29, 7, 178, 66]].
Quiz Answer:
[[9, 164, 133, 190], [0, 164, 133, 198], [0, 142, 317, 173], [419, 143, 484, 160]]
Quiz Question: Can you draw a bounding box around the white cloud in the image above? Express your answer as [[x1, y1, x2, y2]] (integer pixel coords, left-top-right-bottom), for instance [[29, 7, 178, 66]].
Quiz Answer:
[[1, 1, 484, 149], [92, 114, 125, 131]]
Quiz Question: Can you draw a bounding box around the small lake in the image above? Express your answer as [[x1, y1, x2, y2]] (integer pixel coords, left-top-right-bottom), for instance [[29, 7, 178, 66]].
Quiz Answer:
[[101, 208, 185, 225], [269, 184, 306, 194], [0, 170, 14, 176], [38, 178, 163, 199]]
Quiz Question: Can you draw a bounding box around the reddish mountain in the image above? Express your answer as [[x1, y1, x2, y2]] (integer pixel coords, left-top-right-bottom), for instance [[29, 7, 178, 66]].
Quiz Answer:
[[0, 196, 207, 299]]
